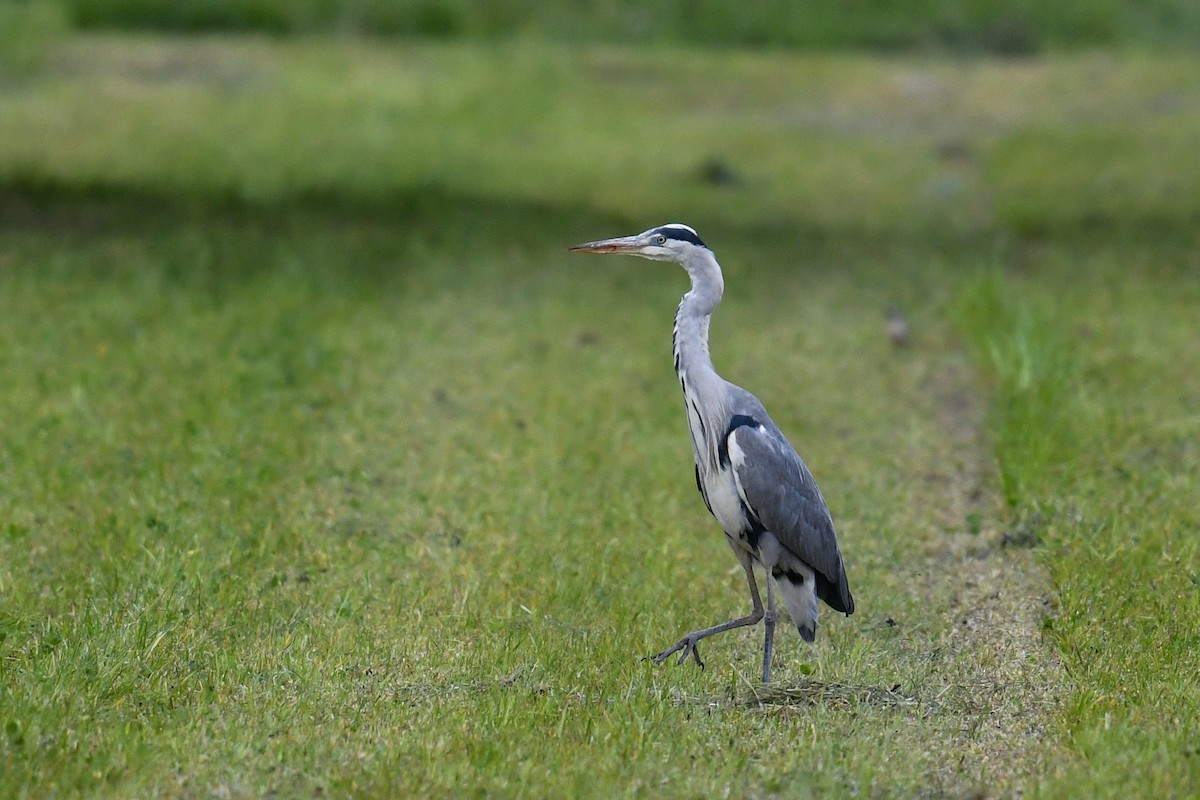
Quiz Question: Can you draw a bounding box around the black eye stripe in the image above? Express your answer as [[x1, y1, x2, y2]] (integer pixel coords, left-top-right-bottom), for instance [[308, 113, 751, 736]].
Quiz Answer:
[[651, 226, 707, 248]]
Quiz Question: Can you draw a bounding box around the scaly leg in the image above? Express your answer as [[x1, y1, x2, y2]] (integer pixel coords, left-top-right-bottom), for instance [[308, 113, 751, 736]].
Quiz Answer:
[[652, 559, 763, 671], [762, 575, 778, 684]]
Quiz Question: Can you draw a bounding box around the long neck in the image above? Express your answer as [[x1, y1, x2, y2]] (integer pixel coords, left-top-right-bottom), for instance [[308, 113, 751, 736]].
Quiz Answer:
[[672, 249, 724, 381], [672, 250, 726, 468]]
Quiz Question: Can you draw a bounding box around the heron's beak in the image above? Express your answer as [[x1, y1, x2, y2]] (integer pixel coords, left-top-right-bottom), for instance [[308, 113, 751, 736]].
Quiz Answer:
[[567, 234, 644, 255]]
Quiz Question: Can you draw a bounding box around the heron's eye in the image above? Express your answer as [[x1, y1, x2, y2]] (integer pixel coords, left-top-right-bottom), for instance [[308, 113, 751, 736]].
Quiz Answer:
[[655, 234, 667, 245]]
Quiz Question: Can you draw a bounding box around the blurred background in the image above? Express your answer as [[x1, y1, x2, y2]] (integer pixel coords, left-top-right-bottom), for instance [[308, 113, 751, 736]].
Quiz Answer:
[[3, 0, 1199, 236], [9, 0, 1200, 49], [2, 0, 1199, 226]]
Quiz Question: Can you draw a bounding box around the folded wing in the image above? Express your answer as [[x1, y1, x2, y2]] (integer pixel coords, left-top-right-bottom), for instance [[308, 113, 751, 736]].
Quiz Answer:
[[727, 420, 854, 615]]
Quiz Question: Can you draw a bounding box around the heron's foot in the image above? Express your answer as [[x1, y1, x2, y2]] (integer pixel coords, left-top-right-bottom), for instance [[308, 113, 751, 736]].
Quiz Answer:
[[650, 634, 705, 670]]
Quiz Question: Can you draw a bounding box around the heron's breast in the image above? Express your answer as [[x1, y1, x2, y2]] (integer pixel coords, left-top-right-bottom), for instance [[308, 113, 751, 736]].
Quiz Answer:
[[703, 466, 749, 540]]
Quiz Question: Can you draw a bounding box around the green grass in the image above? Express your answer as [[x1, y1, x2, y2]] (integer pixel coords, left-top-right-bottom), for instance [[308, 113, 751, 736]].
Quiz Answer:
[[2, 188, 1055, 797], [1, 33, 1198, 797]]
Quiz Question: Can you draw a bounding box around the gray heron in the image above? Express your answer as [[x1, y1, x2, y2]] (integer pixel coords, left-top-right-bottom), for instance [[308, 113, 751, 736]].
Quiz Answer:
[[570, 223, 854, 684]]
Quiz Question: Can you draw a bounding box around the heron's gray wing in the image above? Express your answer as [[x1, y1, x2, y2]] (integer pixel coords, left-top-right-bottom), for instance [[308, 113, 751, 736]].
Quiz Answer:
[[727, 420, 854, 613]]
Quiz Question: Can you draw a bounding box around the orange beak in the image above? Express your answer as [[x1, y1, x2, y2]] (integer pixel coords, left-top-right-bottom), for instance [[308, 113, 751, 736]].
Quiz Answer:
[[567, 235, 645, 255]]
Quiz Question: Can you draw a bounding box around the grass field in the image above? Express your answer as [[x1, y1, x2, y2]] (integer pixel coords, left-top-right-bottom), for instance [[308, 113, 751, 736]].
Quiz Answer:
[[1, 34, 1199, 798]]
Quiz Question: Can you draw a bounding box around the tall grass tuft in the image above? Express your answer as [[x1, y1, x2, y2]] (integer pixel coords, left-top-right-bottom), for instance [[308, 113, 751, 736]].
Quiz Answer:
[[954, 269, 1081, 511]]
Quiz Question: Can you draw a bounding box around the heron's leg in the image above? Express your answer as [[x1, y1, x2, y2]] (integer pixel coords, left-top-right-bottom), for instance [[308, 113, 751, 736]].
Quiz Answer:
[[651, 559, 764, 670], [762, 576, 778, 684]]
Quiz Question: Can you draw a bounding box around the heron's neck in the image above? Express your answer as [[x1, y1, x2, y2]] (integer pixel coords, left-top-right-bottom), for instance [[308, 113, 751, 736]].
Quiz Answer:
[[672, 251, 725, 383]]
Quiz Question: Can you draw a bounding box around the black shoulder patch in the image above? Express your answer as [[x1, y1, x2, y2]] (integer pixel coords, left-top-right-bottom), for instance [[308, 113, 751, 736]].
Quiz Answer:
[[653, 225, 707, 249], [717, 414, 762, 468], [728, 414, 761, 433]]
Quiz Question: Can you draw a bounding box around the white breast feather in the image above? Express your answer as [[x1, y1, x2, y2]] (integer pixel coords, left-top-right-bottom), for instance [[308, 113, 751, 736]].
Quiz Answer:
[[728, 429, 757, 512], [705, 468, 744, 536]]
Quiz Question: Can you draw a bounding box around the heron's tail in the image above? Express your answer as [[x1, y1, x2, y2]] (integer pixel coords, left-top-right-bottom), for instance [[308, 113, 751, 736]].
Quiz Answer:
[[772, 565, 819, 643]]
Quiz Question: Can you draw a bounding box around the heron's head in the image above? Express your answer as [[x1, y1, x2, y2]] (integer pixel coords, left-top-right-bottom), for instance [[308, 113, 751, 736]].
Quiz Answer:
[[568, 223, 708, 263]]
